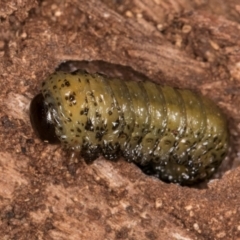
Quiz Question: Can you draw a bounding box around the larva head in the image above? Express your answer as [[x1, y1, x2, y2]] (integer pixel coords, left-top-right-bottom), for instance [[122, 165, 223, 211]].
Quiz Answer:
[[30, 93, 60, 144]]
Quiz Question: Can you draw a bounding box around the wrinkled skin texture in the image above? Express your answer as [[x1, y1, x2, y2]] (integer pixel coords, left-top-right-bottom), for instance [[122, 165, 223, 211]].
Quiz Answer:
[[30, 71, 229, 185]]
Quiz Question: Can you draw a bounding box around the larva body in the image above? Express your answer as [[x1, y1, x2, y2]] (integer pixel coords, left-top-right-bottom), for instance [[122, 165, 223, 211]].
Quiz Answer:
[[30, 71, 229, 185]]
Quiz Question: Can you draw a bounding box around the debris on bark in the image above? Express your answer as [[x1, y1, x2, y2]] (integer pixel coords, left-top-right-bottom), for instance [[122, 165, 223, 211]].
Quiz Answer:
[[0, 0, 240, 239]]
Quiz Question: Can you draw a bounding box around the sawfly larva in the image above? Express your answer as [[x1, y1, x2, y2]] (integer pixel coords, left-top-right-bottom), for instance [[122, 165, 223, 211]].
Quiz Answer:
[[30, 71, 229, 185]]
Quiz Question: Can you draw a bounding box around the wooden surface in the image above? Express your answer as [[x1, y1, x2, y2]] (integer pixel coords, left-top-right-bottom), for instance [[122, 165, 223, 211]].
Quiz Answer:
[[0, 0, 240, 239]]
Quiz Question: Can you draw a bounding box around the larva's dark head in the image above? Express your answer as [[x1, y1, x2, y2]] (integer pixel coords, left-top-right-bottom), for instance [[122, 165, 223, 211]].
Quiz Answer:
[[30, 94, 60, 144]]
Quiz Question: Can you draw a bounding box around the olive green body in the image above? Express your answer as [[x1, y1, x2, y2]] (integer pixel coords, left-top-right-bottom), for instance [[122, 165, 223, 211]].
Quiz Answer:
[[41, 71, 228, 185]]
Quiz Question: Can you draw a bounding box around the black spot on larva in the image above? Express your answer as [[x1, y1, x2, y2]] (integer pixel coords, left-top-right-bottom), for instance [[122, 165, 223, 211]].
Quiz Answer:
[[64, 80, 70, 87], [80, 107, 89, 115], [85, 119, 94, 131], [95, 131, 104, 141], [95, 112, 101, 118], [84, 108, 89, 115], [31, 71, 229, 186], [112, 119, 120, 130], [100, 126, 106, 132], [69, 94, 75, 102]]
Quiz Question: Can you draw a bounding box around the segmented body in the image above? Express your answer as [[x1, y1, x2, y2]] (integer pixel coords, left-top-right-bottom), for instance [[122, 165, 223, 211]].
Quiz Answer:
[[40, 71, 228, 185]]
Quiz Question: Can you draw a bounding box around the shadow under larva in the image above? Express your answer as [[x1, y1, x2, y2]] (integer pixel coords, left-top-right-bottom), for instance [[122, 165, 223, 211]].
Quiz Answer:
[[30, 70, 229, 186]]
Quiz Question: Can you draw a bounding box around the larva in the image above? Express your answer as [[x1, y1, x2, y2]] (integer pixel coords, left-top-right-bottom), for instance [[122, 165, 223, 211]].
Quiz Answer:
[[30, 71, 229, 185]]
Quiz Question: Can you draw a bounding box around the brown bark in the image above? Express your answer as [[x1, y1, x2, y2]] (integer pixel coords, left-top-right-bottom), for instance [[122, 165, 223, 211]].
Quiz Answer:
[[0, 0, 240, 239]]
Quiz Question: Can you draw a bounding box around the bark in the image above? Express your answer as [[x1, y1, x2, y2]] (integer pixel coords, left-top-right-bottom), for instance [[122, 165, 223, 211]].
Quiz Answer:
[[0, 0, 240, 239]]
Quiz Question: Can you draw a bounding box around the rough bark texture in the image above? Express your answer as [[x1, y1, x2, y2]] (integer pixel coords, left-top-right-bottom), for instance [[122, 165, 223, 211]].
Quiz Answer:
[[0, 0, 240, 239]]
